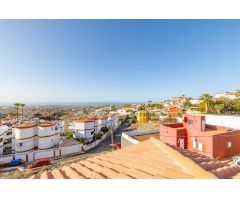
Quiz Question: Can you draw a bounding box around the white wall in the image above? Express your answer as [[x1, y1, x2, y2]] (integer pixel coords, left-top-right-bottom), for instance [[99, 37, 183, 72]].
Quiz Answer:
[[203, 114, 240, 129], [0, 155, 14, 164], [34, 150, 54, 160], [121, 133, 139, 144], [60, 144, 82, 155]]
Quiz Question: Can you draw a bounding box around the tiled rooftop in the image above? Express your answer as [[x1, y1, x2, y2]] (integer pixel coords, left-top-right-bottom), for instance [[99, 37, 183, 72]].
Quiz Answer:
[[169, 145, 240, 179], [31, 138, 226, 179]]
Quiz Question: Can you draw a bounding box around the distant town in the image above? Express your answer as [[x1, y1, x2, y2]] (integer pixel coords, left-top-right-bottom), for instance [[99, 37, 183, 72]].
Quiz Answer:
[[1, 89, 240, 178]]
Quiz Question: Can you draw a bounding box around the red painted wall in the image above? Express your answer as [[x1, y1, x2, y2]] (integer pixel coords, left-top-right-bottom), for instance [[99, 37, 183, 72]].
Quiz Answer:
[[212, 131, 240, 159], [160, 123, 187, 148]]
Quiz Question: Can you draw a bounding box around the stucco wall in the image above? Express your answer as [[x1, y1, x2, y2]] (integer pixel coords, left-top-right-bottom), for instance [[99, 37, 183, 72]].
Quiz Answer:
[[204, 114, 240, 130], [212, 131, 240, 159]]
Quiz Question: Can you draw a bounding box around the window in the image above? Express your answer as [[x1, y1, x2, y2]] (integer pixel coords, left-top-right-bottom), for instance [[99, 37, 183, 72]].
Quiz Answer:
[[196, 142, 203, 151], [227, 142, 232, 148], [6, 131, 12, 135], [19, 143, 23, 147], [192, 140, 203, 151], [188, 120, 194, 125]]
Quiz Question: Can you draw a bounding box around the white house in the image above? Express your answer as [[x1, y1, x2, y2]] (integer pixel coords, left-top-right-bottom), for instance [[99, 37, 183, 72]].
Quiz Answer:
[[69, 119, 95, 141], [69, 113, 120, 141], [116, 109, 131, 116], [215, 92, 237, 100], [13, 121, 62, 153], [189, 99, 203, 105]]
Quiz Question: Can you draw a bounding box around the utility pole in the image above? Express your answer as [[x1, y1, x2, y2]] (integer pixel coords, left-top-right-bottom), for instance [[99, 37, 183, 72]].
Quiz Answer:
[[111, 126, 114, 150]]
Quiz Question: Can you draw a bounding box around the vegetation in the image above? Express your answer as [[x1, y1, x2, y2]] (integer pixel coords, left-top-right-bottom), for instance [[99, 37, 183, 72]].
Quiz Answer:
[[187, 90, 240, 115], [200, 93, 213, 113], [161, 117, 178, 124], [183, 99, 193, 109], [147, 103, 164, 109], [100, 126, 109, 133], [65, 132, 73, 139], [130, 115, 137, 123], [119, 115, 127, 122], [75, 138, 85, 144], [0, 113, 7, 118], [94, 133, 102, 140]]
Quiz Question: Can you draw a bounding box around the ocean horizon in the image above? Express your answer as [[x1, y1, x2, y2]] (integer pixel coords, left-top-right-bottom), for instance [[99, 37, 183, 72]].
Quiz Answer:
[[0, 102, 143, 107]]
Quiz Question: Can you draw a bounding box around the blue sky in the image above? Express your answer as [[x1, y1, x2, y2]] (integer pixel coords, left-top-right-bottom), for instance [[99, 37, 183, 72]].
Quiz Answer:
[[0, 20, 240, 104]]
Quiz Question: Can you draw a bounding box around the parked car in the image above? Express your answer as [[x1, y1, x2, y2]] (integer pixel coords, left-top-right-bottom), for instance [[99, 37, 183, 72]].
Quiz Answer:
[[233, 156, 240, 166], [27, 158, 51, 169], [10, 159, 23, 166], [113, 143, 121, 150]]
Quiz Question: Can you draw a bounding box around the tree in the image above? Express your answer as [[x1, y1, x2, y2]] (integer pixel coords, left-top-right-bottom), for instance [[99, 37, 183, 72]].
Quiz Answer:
[[236, 89, 240, 97], [214, 104, 224, 114], [20, 104, 25, 120], [14, 103, 21, 124], [200, 93, 213, 113], [183, 99, 193, 109]]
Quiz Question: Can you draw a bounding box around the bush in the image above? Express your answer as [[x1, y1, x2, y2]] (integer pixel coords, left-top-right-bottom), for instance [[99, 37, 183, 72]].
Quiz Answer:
[[76, 138, 85, 144], [65, 132, 73, 139], [101, 127, 109, 133], [94, 133, 102, 140]]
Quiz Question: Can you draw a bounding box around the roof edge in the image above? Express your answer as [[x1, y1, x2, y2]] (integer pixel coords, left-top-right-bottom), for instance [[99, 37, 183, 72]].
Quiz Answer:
[[149, 138, 218, 179]]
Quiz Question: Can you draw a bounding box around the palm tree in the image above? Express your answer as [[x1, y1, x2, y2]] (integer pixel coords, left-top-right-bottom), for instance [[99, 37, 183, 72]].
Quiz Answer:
[[14, 103, 21, 124], [200, 93, 213, 113], [20, 103, 25, 120], [214, 104, 224, 114]]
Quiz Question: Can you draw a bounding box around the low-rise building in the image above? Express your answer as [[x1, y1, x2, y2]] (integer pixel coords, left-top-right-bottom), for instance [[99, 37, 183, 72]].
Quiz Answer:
[[13, 121, 63, 153], [69, 113, 119, 141], [186, 107, 200, 114], [166, 106, 183, 117], [215, 92, 237, 100], [136, 110, 149, 124], [160, 114, 240, 159], [189, 98, 203, 105]]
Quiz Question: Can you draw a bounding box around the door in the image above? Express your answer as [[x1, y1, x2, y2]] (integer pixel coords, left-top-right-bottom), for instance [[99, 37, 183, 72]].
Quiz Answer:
[[179, 139, 185, 149]]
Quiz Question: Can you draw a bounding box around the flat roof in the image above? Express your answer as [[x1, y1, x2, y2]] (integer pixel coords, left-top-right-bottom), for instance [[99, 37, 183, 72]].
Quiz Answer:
[[133, 133, 160, 142]]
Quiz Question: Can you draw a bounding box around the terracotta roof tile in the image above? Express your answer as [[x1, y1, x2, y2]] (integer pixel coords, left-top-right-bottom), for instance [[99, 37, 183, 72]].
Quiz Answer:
[[32, 138, 222, 179]]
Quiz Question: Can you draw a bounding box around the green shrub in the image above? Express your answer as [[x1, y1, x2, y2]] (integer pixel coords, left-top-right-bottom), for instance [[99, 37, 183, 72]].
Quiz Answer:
[[65, 132, 73, 139], [76, 138, 85, 144]]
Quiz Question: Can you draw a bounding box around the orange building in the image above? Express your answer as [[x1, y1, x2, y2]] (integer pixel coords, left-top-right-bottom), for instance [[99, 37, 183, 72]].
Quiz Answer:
[[167, 107, 182, 117]]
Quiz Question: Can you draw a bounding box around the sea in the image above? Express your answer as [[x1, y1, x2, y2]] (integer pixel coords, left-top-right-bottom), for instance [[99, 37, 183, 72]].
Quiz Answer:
[[0, 102, 142, 107]]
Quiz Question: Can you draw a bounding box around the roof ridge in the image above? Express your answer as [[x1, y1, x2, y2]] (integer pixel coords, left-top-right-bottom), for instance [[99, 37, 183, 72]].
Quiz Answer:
[[148, 138, 218, 179]]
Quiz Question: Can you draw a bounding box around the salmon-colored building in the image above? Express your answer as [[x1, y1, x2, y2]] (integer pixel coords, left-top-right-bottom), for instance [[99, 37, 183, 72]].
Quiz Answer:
[[160, 114, 240, 159]]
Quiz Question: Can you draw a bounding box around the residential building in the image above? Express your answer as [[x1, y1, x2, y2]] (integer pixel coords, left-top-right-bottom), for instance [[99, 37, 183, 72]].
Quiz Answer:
[[186, 107, 200, 114], [136, 110, 149, 124], [166, 106, 182, 117], [189, 98, 203, 105], [70, 119, 95, 141], [31, 137, 240, 179], [160, 114, 240, 159], [13, 121, 63, 153], [215, 92, 237, 100], [69, 113, 119, 141]]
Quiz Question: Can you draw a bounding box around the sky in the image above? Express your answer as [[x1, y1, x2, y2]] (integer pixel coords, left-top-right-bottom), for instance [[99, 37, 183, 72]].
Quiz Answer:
[[0, 20, 240, 104]]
